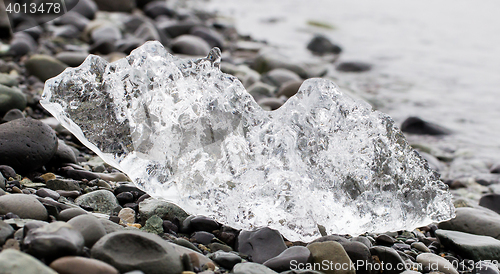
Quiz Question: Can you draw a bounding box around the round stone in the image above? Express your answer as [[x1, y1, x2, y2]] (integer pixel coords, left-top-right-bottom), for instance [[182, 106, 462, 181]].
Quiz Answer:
[[91, 230, 183, 274], [75, 189, 120, 215], [307, 241, 354, 274], [0, 118, 57, 173], [416, 252, 458, 274], [0, 194, 48, 220], [57, 207, 88, 222], [263, 246, 312, 272], [25, 55, 68, 82], [68, 214, 107, 248], [238, 227, 287, 264], [170, 35, 211, 56], [0, 84, 26, 117], [50, 256, 119, 274], [0, 249, 57, 274]]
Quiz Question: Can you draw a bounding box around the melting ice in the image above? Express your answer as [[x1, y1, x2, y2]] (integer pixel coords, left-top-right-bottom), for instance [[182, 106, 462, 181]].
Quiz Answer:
[[41, 41, 454, 241]]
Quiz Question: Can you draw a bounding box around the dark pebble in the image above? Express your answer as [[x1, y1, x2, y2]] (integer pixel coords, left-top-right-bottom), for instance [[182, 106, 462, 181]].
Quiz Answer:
[[370, 246, 406, 274], [23, 221, 85, 263], [0, 194, 48, 220], [60, 167, 100, 181], [163, 220, 179, 233], [25, 55, 68, 82], [210, 250, 242, 270], [401, 116, 451, 135], [190, 26, 225, 49], [2, 109, 25, 122], [115, 183, 147, 198], [35, 188, 61, 200], [192, 231, 215, 245], [341, 241, 371, 274], [91, 230, 183, 274], [307, 34, 342, 55], [158, 21, 199, 39], [116, 191, 134, 205], [92, 0, 135, 13], [0, 84, 27, 117], [70, 0, 98, 19], [53, 12, 90, 31], [189, 215, 220, 233], [311, 234, 349, 244], [479, 194, 500, 214], [336, 61, 372, 72], [0, 220, 15, 245], [376, 234, 395, 246], [50, 256, 119, 274], [144, 1, 175, 19], [263, 246, 312, 272], [0, 165, 16, 179], [277, 80, 304, 98], [8, 32, 37, 57], [237, 227, 287, 263], [46, 178, 81, 191], [170, 34, 211, 56]]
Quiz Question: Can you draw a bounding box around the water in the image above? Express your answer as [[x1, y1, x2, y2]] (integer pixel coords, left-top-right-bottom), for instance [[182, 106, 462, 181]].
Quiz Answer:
[[204, 0, 500, 181]]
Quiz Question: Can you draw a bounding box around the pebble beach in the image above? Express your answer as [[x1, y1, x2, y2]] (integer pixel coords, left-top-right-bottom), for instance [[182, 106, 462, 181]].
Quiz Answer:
[[1, 0, 500, 273]]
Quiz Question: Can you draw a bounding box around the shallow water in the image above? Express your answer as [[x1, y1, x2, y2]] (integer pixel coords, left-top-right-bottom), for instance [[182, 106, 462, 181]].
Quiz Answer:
[[204, 0, 500, 181]]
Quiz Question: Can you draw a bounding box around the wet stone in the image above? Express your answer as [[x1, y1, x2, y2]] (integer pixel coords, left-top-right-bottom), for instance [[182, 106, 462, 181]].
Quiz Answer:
[[68, 214, 107, 248], [0, 249, 57, 274], [263, 246, 312, 272], [233, 262, 278, 274], [376, 234, 395, 246], [238, 227, 287, 263], [192, 231, 215, 245], [209, 250, 242, 270], [75, 189, 120, 215], [401, 117, 451, 136], [58, 207, 88, 222], [0, 220, 14, 246], [436, 229, 500, 261], [46, 179, 81, 191], [142, 215, 164, 235], [307, 241, 354, 274], [49, 256, 119, 274], [0, 194, 48, 220], [188, 215, 220, 233]]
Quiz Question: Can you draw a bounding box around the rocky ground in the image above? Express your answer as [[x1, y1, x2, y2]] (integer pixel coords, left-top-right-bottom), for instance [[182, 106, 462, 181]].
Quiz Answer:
[[1, 0, 500, 273]]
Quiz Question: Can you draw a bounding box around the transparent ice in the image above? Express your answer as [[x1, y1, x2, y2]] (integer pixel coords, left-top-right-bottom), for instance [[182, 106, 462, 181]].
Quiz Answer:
[[41, 41, 454, 241]]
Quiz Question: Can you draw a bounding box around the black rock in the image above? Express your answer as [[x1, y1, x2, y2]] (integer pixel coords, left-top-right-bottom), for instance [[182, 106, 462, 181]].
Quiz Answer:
[[263, 246, 312, 272], [0, 165, 16, 179], [376, 234, 395, 246], [23, 221, 85, 263], [307, 34, 342, 55], [341, 241, 372, 274], [192, 231, 215, 245], [479, 194, 500, 214], [89, 40, 116, 55], [401, 117, 451, 135], [115, 183, 147, 198], [237, 227, 287, 263], [69, 0, 98, 19], [163, 220, 178, 234], [336, 61, 372, 72], [116, 191, 135, 205], [491, 164, 500, 174], [170, 34, 211, 56], [157, 21, 199, 38], [190, 26, 225, 50], [144, 1, 175, 19], [92, 0, 135, 13], [60, 167, 99, 181], [210, 250, 242, 270], [370, 246, 406, 274], [91, 230, 183, 273], [55, 51, 90, 67], [8, 32, 37, 57], [189, 215, 220, 233], [49, 140, 78, 166], [53, 12, 90, 31], [310, 234, 349, 244]]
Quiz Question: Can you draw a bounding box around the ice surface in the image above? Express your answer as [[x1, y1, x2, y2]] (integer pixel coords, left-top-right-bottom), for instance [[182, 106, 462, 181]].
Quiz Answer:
[[41, 41, 454, 241]]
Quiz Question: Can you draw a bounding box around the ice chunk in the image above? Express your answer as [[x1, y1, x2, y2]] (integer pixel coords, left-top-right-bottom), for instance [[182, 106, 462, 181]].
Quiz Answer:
[[41, 41, 454, 241]]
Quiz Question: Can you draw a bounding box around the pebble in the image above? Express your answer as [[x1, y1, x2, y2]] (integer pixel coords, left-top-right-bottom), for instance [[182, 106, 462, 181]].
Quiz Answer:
[[170, 35, 212, 56], [0, 118, 58, 173], [351, 236, 373, 248], [25, 54, 68, 82], [478, 194, 500, 214], [340, 241, 371, 274], [23, 221, 85, 263], [0, 220, 14, 246], [91, 230, 183, 274], [99, 218, 124, 234], [54, 12, 90, 31], [116, 191, 134, 205], [49, 256, 119, 274], [436, 229, 500, 261], [375, 234, 395, 246], [0, 194, 48, 220], [277, 80, 304, 98], [142, 215, 164, 235], [36, 188, 61, 200], [144, 1, 176, 19], [233, 262, 278, 274], [0, 249, 58, 274], [416, 252, 458, 274], [209, 250, 242, 270], [139, 197, 189, 224], [92, 0, 135, 12], [187, 215, 220, 233], [0, 73, 19, 87], [438, 207, 500, 239], [307, 34, 342, 55], [75, 189, 121, 215], [261, 68, 302, 88], [336, 61, 372, 72], [50, 140, 78, 166], [2, 109, 25, 122], [157, 21, 199, 38], [55, 51, 90, 67], [263, 246, 312, 272], [401, 117, 451, 136], [252, 51, 308, 78], [58, 207, 89, 222], [411, 242, 431, 253], [369, 246, 406, 274], [0, 84, 26, 116], [238, 227, 287, 263], [8, 32, 37, 57], [258, 97, 285, 110], [307, 241, 354, 274], [310, 235, 349, 244], [68, 214, 107, 248], [118, 207, 136, 223], [0, 165, 16, 179], [91, 25, 122, 44], [190, 26, 225, 49], [46, 179, 81, 191], [71, 0, 98, 19]]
